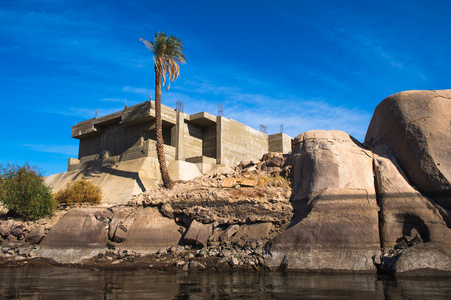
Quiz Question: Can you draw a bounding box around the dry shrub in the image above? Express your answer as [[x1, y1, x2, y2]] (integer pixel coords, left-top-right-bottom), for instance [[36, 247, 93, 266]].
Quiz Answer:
[[229, 186, 277, 200], [55, 180, 102, 205], [0, 163, 57, 220], [257, 176, 289, 188]]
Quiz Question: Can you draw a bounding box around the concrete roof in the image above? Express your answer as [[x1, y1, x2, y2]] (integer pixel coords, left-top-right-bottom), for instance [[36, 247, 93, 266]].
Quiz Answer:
[[188, 112, 217, 127]]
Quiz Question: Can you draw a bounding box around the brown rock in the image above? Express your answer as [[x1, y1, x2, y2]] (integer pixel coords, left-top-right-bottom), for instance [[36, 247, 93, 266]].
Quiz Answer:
[[1, 240, 15, 250], [219, 224, 239, 242], [108, 207, 135, 241], [365, 90, 451, 209], [209, 227, 225, 242], [250, 159, 260, 165], [113, 226, 127, 243], [265, 153, 285, 168], [39, 208, 107, 248], [25, 225, 46, 244], [395, 243, 451, 274], [267, 130, 380, 272], [114, 211, 137, 242], [188, 260, 206, 270], [373, 145, 451, 251], [233, 223, 273, 241], [238, 160, 252, 170], [160, 203, 174, 218], [120, 207, 181, 253], [0, 221, 12, 237], [184, 220, 213, 248], [37, 208, 108, 263], [94, 209, 113, 224], [6, 234, 17, 243], [11, 224, 24, 237]]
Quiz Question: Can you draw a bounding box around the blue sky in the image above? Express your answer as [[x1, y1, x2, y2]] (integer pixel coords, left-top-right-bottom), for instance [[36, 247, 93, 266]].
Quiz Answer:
[[1, 0, 450, 176]]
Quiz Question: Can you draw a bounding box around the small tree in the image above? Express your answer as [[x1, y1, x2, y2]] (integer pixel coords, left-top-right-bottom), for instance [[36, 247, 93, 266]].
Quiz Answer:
[[0, 164, 57, 220], [55, 179, 102, 205]]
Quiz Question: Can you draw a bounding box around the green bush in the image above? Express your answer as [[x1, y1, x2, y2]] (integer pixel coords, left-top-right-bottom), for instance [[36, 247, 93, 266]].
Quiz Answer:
[[55, 179, 102, 205], [0, 164, 57, 220]]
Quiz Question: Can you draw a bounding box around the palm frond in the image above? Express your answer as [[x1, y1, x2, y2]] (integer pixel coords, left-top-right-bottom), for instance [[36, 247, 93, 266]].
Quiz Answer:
[[141, 32, 186, 90]]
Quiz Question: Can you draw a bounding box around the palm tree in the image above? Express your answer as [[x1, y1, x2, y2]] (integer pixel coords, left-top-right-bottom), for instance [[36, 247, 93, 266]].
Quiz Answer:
[[141, 32, 186, 189]]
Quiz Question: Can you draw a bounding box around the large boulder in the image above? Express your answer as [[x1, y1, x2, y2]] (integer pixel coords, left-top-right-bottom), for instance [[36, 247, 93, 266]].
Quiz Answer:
[[37, 208, 108, 263], [373, 145, 451, 274], [395, 243, 451, 275], [232, 223, 273, 242], [119, 207, 181, 253], [267, 130, 380, 272], [365, 90, 451, 209], [373, 145, 451, 251]]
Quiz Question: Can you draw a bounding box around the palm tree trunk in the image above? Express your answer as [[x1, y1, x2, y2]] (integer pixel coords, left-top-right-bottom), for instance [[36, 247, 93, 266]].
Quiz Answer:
[[155, 65, 174, 189]]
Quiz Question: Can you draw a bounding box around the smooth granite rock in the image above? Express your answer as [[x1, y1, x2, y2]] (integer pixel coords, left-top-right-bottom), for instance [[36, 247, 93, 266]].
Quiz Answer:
[[37, 208, 108, 263], [119, 207, 181, 253], [365, 89, 451, 210], [267, 130, 380, 272], [373, 145, 451, 251]]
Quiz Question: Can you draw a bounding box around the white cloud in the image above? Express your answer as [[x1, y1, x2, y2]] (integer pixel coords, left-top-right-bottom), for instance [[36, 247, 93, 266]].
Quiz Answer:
[[25, 144, 78, 156], [225, 100, 371, 141], [50, 107, 124, 119], [166, 78, 372, 141], [101, 97, 125, 103], [123, 86, 152, 96]]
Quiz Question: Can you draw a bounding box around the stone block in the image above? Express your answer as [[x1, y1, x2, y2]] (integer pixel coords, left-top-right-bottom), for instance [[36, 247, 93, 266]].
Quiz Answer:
[[120, 207, 181, 253], [184, 220, 212, 248], [219, 224, 239, 242]]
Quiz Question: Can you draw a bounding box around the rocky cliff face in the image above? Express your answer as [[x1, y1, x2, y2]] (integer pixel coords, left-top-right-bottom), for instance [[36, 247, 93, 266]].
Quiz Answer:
[[267, 89, 451, 274]]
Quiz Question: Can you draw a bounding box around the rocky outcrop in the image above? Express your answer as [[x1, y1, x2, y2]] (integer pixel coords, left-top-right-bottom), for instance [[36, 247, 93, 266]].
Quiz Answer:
[[363, 90, 451, 274], [365, 90, 451, 210], [0, 152, 293, 268], [266, 90, 451, 275], [119, 207, 181, 253], [36, 208, 108, 263], [373, 145, 451, 251], [0, 211, 64, 258], [267, 130, 380, 271]]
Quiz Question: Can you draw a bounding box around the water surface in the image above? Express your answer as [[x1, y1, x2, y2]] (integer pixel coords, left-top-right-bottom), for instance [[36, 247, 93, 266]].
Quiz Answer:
[[1, 267, 450, 299]]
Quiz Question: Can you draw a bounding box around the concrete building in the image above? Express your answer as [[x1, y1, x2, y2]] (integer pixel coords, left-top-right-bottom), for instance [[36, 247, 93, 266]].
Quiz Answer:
[[46, 100, 292, 204]]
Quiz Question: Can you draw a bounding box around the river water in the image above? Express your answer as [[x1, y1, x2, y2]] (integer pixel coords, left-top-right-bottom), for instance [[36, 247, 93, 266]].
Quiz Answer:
[[0, 267, 450, 299]]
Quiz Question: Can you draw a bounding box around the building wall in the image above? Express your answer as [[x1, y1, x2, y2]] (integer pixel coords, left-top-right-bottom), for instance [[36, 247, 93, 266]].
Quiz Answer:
[[183, 122, 203, 158], [144, 124, 174, 146], [79, 122, 175, 162], [269, 133, 293, 153], [202, 125, 217, 159], [146, 140, 176, 161], [73, 101, 292, 172], [79, 134, 102, 159], [217, 117, 269, 165]]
